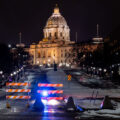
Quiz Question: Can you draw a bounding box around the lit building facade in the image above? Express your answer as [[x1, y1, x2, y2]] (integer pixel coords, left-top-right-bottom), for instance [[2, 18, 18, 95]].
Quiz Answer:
[[29, 5, 75, 66], [29, 5, 102, 66]]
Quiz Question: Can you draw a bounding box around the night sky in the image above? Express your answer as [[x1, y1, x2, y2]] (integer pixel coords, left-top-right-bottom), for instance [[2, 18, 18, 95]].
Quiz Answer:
[[0, 0, 120, 45]]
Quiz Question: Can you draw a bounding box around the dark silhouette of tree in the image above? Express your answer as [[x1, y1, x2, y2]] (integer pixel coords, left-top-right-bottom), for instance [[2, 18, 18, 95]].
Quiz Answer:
[[0, 44, 13, 73]]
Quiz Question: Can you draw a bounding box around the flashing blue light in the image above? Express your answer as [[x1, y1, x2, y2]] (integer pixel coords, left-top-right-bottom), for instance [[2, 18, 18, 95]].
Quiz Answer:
[[42, 91, 48, 97]]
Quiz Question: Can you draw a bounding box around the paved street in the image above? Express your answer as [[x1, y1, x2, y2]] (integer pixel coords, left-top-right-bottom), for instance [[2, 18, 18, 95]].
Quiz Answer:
[[0, 66, 120, 120], [0, 67, 76, 120]]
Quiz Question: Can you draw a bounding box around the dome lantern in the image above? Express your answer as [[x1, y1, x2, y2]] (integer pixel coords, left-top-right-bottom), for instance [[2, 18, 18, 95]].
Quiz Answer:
[[54, 4, 60, 14]]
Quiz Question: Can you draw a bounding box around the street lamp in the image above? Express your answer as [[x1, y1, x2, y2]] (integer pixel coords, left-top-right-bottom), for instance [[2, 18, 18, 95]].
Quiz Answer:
[[13, 72, 16, 75], [0, 71, 3, 74], [99, 68, 102, 77], [10, 73, 13, 77], [104, 69, 107, 72]]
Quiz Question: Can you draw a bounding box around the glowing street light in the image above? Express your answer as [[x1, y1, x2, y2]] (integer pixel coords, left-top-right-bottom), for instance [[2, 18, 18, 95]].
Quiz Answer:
[[104, 69, 107, 72], [0, 71, 3, 74], [10, 73, 13, 77], [99, 68, 102, 71], [13, 72, 16, 75]]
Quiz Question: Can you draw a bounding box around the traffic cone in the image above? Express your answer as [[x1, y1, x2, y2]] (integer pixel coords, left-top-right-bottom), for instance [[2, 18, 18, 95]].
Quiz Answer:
[[100, 95, 113, 109], [65, 96, 77, 112], [6, 102, 11, 108]]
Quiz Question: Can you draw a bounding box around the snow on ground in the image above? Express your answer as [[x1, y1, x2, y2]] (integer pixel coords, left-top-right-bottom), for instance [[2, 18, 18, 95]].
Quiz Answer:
[[0, 71, 36, 111], [76, 108, 120, 119], [46, 68, 120, 99], [46, 68, 120, 118]]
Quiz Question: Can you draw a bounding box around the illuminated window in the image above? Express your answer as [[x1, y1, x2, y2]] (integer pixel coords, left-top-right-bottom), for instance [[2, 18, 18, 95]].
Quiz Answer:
[[49, 33, 51, 37], [38, 52, 41, 58], [43, 51, 45, 58], [55, 32, 57, 38], [48, 51, 51, 57]]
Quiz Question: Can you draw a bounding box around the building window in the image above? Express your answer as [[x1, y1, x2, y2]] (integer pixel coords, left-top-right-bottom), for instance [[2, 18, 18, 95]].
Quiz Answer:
[[55, 32, 57, 39], [49, 33, 51, 37], [43, 51, 45, 58], [48, 51, 51, 57], [60, 32, 62, 37], [65, 53, 67, 57], [38, 53, 41, 58], [61, 54, 63, 57]]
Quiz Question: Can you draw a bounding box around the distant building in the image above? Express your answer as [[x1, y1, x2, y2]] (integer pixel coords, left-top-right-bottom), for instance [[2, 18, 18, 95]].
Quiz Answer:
[[29, 5, 103, 66], [92, 24, 104, 44]]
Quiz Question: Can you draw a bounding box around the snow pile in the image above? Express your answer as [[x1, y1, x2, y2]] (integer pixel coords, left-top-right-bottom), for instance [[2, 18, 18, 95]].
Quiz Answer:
[[75, 99, 102, 109], [76, 108, 120, 119]]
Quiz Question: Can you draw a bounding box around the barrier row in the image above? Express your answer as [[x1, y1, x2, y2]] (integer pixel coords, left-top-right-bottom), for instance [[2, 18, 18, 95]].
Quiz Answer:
[[6, 83, 63, 100], [6, 89, 31, 92], [38, 83, 63, 87], [6, 89, 63, 94], [6, 96, 63, 100], [37, 90, 63, 94], [41, 97, 63, 100], [6, 83, 30, 86], [6, 83, 63, 87], [6, 96, 31, 99]]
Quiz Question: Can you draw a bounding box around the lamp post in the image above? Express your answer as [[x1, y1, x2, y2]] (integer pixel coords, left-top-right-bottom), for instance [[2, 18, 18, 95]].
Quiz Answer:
[[99, 68, 102, 77], [0, 71, 3, 88], [0, 71, 3, 75]]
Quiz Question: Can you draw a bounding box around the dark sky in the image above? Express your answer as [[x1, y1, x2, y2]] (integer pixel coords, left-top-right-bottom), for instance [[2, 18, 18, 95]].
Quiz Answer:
[[0, 0, 120, 45]]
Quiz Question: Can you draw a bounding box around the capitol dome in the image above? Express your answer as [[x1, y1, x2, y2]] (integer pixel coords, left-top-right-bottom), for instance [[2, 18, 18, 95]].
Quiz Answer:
[[43, 5, 70, 41]]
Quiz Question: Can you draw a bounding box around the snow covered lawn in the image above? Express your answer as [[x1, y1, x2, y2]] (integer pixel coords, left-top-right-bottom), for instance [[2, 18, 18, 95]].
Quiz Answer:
[[76, 108, 120, 119]]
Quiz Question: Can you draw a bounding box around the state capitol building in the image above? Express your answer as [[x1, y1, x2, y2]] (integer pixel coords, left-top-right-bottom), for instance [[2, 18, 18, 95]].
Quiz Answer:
[[29, 5, 103, 67]]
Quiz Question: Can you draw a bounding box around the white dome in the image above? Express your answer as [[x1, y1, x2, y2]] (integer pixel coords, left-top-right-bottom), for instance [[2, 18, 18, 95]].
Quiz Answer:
[[46, 15, 67, 27], [43, 5, 70, 41]]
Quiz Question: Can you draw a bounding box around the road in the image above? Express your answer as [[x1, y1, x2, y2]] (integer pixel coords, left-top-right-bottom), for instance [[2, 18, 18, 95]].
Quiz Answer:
[[0, 67, 120, 120], [0, 67, 76, 120]]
